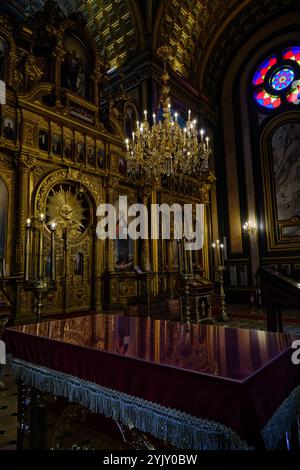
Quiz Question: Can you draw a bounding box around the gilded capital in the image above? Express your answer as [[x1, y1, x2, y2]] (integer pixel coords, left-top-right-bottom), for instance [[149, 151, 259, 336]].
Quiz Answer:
[[16, 152, 35, 170]]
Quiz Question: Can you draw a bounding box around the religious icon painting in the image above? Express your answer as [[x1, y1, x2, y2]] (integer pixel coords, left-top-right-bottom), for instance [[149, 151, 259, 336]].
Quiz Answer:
[[76, 142, 85, 162], [2, 116, 15, 140], [64, 137, 73, 159], [61, 34, 89, 99], [118, 156, 126, 175], [74, 252, 84, 276], [38, 130, 49, 151], [97, 148, 105, 169], [114, 198, 133, 271], [87, 145, 96, 166], [51, 134, 62, 155]]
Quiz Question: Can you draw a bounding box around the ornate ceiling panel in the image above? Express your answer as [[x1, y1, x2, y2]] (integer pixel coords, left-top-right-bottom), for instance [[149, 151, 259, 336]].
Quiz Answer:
[[156, 0, 300, 94], [3, 0, 141, 69], [157, 0, 243, 77]]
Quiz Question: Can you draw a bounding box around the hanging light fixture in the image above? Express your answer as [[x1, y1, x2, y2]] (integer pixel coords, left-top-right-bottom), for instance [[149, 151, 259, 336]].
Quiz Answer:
[[124, 47, 212, 180]]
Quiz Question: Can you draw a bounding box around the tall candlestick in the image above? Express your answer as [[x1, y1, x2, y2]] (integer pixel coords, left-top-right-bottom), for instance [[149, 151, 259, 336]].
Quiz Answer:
[[220, 243, 224, 267], [177, 240, 182, 274], [50, 222, 56, 282], [25, 218, 31, 281], [38, 215, 44, 279], [212, 240, 223, 267], [188, 245, 193, 274], [183, 238, 188, 274]]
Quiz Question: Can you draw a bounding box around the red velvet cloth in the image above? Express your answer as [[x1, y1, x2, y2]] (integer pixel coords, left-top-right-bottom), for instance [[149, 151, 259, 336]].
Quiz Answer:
[[4, 314, 300, 448]]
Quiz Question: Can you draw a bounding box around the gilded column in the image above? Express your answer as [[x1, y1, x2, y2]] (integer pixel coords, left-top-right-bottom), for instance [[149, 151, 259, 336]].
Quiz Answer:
[[140, 185, 152, 272], [93, 232, 103, 311], [151, 189, 159, 295], [14, 153, 35, 275], [168, 226, 175, 298], [105, 176, 119, 273], [93, 182, 105, 312], [52, 37, 65, 105], [91, 68, 103, 106]]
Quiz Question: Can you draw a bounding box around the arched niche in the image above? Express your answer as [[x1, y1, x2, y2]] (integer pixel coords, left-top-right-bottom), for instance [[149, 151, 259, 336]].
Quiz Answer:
[[0, 36, 7, 81], [260, 112, 300, 250]]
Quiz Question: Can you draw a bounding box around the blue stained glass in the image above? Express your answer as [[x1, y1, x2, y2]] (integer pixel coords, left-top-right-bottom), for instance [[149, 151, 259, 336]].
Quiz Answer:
[[270, 67, 295, 91]]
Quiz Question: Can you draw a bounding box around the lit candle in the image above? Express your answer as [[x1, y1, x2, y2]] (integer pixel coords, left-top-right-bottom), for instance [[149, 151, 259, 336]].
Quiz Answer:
[[174, 112, 178, 122], [25, 218, 31, 281], [220, 243, 224, 267], [153, 113, 156, 123], [132, 131, 135, 142], [144, 110, 147, 121], [38, 214, 44, 279], [200, 129, 204, 142], [212, 241, 221, 267], [50, 222, 56, 282], [188, 109, 191, 119]]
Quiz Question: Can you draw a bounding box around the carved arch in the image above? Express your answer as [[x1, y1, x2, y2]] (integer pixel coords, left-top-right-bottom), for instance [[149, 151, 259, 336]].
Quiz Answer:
[[0, 15, 17, 86], [33, 168, 104, 218]]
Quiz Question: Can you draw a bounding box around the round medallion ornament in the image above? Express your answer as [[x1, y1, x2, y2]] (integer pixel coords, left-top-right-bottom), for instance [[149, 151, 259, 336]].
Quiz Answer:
[[270, 67, 295, 91], [46, 184, 88, 239]]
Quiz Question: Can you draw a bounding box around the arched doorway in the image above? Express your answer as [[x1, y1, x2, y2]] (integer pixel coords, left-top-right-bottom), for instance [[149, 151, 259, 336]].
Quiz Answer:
[[33, 169, 103, 316]]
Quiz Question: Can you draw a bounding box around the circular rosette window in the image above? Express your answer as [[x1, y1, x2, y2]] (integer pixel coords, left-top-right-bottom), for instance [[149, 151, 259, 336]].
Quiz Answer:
[[46, 183, 90, 239], [253, 47, 300, 109]]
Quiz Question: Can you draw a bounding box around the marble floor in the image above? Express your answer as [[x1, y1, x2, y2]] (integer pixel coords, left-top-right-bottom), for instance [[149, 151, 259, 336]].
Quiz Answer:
[[1, 303, 300, 450]]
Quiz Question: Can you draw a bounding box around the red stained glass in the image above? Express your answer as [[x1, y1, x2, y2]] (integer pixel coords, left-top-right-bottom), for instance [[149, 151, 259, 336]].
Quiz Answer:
[[286, 80, 300, 104], [253, 55, 277, 86], [254, 89, 281, 109], [282, 47, 300, 66]]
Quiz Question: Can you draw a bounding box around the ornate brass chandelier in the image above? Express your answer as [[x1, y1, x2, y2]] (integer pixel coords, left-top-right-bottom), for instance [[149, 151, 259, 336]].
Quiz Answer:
[[125, 47, 212, 180]]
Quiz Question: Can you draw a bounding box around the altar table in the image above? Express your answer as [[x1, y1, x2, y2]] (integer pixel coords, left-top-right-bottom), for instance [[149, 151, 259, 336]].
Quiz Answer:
[[4, 314, 300, 449]]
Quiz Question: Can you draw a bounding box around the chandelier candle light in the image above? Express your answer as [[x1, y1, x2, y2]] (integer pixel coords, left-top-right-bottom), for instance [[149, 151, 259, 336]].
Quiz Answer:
[[124, 47, 212, 179], [243, 220, 257, 234]]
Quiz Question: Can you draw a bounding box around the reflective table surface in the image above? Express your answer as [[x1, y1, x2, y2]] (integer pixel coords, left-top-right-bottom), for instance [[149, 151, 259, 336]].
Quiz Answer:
[[9, 313, 297, 382]]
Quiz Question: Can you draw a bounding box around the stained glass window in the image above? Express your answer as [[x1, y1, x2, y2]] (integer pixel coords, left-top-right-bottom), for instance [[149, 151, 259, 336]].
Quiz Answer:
[[270, 68, 295, 91], [287, 80, 300, 104], [282, 47, 300, 66], [254, 90, 281, 109], [253, 47, 300, 110], [253, 56, 277, 86]]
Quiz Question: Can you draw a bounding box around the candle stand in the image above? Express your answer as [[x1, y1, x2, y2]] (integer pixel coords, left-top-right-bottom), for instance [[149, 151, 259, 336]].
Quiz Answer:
[[216, 265, 229, 322], [24, 214, 57, 323], [212, 240, 229, 323], [176, 239, 214, 324]]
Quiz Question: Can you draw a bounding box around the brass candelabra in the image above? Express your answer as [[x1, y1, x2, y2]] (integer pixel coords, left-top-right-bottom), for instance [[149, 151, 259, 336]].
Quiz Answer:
[[212, 240, 229, 322], [24, 214, 57, 322]]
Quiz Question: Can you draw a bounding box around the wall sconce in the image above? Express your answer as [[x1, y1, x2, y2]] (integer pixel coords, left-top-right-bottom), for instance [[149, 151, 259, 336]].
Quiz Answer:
[[243, 220, 257, 234]]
